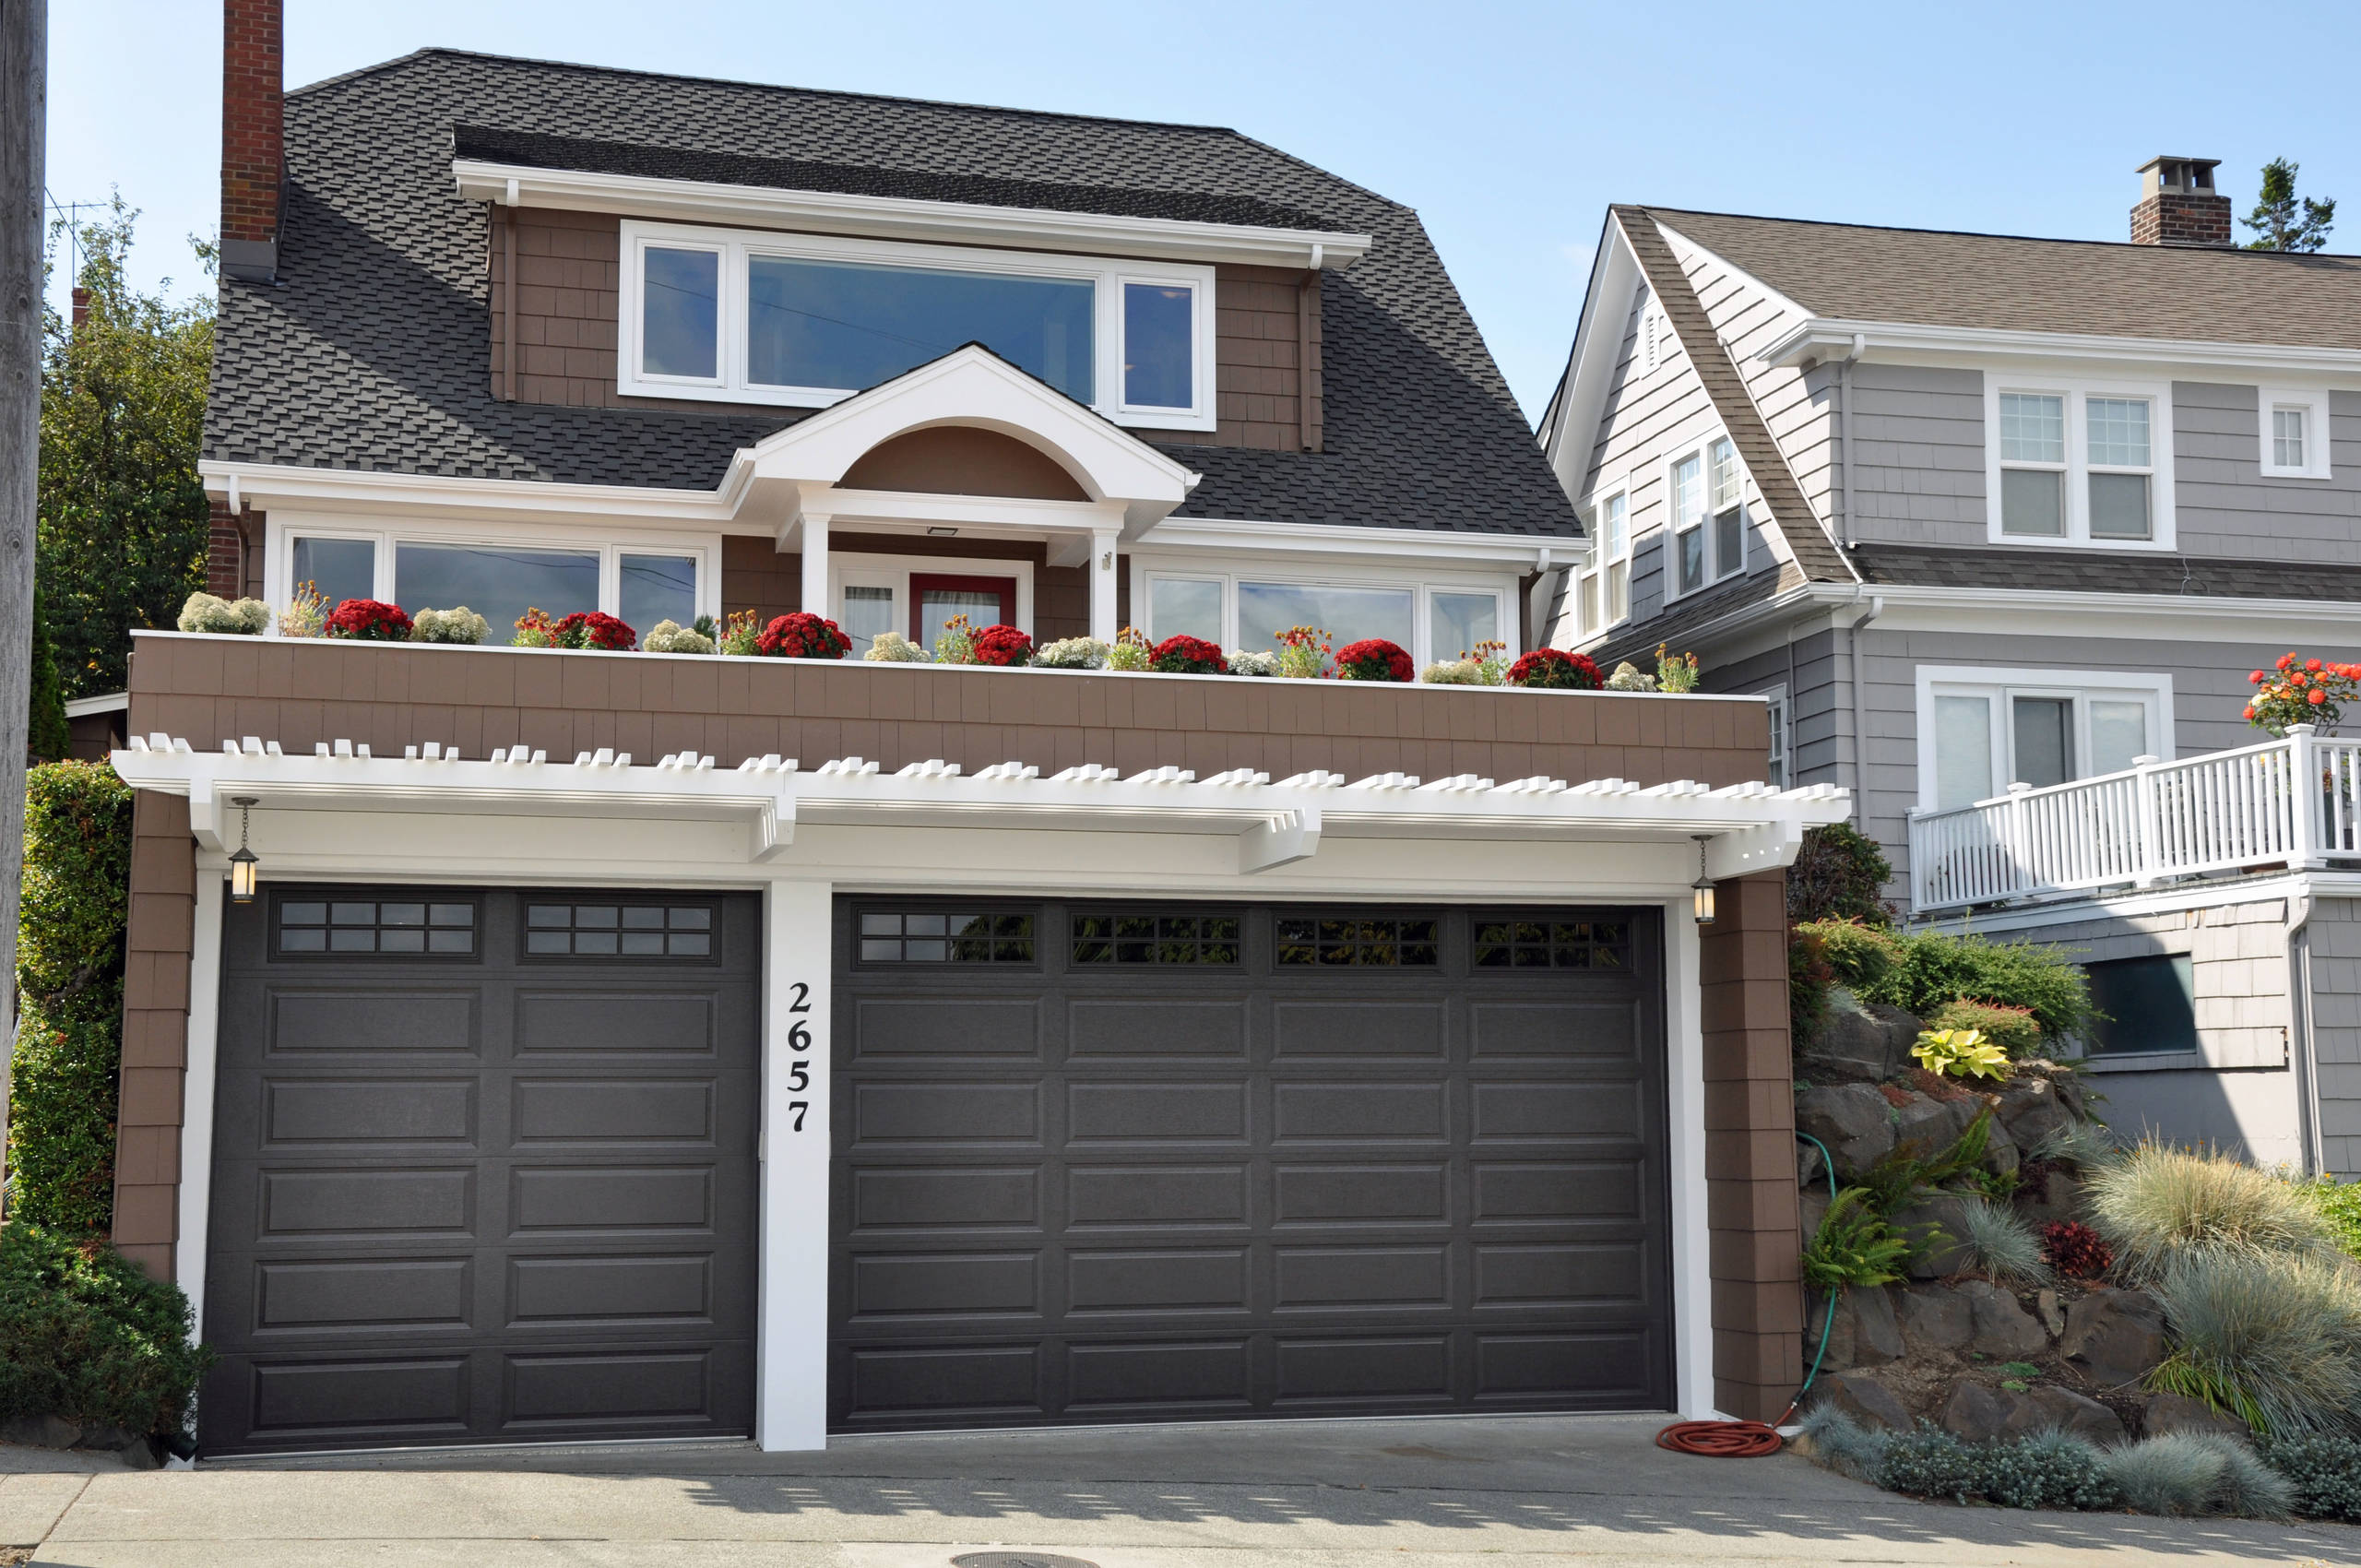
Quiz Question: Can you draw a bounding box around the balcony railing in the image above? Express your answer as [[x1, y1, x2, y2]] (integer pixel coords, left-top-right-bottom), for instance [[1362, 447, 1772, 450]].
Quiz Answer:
[[1908, 723, 2361, 914]]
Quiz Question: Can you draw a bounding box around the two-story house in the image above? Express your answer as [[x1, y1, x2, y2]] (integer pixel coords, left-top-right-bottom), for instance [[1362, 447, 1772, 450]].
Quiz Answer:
[[1539, 160, 2361, 1181], [100, 2, 1847, 1459]]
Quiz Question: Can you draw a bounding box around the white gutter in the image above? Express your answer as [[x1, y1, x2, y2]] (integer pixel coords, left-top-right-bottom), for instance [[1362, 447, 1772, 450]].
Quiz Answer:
[[1761, 316, 2361, 380]]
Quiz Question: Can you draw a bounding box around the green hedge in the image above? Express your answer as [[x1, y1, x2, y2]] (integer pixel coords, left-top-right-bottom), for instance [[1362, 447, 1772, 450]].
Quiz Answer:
[[7, 761, 134, 1231], [1792, 917, 2097, 1051], [0, 1221, 208, 1435]]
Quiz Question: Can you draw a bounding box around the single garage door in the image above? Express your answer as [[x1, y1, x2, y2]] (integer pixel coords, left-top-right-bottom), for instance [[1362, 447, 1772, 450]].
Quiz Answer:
[[200, 887, 760, 1455], [831, 900, 1670, 1431]]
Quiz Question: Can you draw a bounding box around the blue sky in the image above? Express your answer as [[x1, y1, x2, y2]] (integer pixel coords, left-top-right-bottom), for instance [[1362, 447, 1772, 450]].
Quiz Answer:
[[47, 0, 2361, 421]]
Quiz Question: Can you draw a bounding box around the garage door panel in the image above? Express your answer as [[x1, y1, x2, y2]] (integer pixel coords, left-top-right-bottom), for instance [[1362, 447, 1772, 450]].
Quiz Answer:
[[1469, 1000, 1640, 1059], [1470, 1081, 1643, 1142], [1473, 1242, 1647, 1307], [846, 1345, 1042, 1418], [508, 1254, 713, 1325], [1066, 1340, 1252, 1410], [268, 989, 481, 1055], [1272, 1001, 1445, 1058], [1272, 1081, 1445, 1141], [1473, 1160, 1645, 1222], [854, 1081, 1038, 1144], [1068, 999, 1247, 1058], [1068, 1081, 1246, 1142], [853, 997, 1040, 1059], [1474, 1331, 1659, 1401], [512, 1078, 716, 1144], [852, 1167, 1039, 1230], [264, 1078, 477, 1146], [1275, 1245, 1450, 1310], [509, 1165, 715, 1232], [249, 1355, 472, 1438], [850, 1252, 1039, 1318], [1067, 1166, 1248, 1229], [503, 1349, 713, 1426], [1067, 1248, 1249, 1313], [255, 1257, 473, 1332], [1274, 1163, 1448, 1225], [260, 1167, 476, 1238], [1274, 1336, 1452, 1403], [516, 992, 716, 1054]]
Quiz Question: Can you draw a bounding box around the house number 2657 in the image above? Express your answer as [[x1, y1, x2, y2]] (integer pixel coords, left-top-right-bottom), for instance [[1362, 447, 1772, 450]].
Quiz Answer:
[[786, 980, 812, 1131]]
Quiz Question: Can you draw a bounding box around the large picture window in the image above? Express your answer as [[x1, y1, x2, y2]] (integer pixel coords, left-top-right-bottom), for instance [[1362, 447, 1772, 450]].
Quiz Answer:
[[1916, 666, 2171, 812], [621, 221, 1216, 430], [1135, 566, 1513, 669], [1987, 377, 2174, 548], [273, 525, 718, 639]]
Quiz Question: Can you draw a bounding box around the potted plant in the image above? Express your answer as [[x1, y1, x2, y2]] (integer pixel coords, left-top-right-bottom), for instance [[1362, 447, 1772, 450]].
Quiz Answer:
[[1507, 647, 1601, 690], [1275, 625, 1330, 680], [1151, 634, 1227, 675], [1335, 638, 1413, 683], [754, 612, 850, 659], [326, 599, 413, 642], [971, 624, 1034, 667]]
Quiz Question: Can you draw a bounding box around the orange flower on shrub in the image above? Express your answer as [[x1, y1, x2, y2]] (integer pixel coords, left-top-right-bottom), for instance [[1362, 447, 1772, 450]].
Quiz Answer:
[[2248, 651, 2361, 736]]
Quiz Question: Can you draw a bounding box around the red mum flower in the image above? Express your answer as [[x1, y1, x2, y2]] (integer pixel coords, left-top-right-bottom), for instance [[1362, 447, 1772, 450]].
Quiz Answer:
[[753, 612, 850, 659], [2280, 653, 2297, 670], [969, 624, 1034, 667], [1334, 638, 1414, 683], [1148, 634, 1228, 675], [1506, 647, 1604, 690], [325, 599, 413, 641], [551, 611, 636, 651]]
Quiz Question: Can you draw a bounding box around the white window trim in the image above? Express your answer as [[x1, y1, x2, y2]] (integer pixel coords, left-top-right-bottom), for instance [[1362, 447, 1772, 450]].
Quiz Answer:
[[1913, 664, 2175, 813], [1984, 374, 2177, 550], [1762, 683, 1789, 790], [618, 220, 1219, 432], [1127, 556, 1517, 668], [1658, 434, 1750, 604], [828, 551, 1036, 644], [2258, 385, 2332, 480], [1570, 482, 1631, 643], [267, 515, 723, 634]]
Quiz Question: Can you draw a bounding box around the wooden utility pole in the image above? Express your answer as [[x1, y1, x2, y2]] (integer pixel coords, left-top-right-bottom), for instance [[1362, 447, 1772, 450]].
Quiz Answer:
[[0, 0, 44, 1127]]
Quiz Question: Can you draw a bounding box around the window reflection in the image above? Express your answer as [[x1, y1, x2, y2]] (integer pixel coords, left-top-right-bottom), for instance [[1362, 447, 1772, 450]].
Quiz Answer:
[[395, 542, 599, 638], [642, 247, 719, 379], [1430, 592, 1498, 660], [841, 585, 896, 656], [1123, 282, 1193, 408], [747, 255, 1095, 402], [1237, 582, 1414, 653], [1148, 577, 1223, 643], [620, 553, 697, 633], [290, 537, 376, 609]]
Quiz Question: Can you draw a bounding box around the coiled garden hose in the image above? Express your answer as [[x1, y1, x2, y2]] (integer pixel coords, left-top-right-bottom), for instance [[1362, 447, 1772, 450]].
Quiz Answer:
[[1654, 1131, 1843, 1457]]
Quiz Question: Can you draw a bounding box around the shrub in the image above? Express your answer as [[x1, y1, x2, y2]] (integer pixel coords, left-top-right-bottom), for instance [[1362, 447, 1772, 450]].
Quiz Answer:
[[1787, 824, 1895, 925], [409, 606, 488, 645], [1107, 627, 1153, 672], [2257, 1431, 2361, 1521], [1506, 647, 1601, 690], [2030, 1120, 2119, 1171], [1802, 1188, 1912, 1289], [2147, 1244, 2361, 1434], [1799, 1406, 1892, 1481], [0, 1224, 212, 1438], [1274, 625, 1329, 679], [2305, 1177, 2361, 1259], [1976, 1430, 2117, 1511], [755, 612, 848, 660], [1789, 925, 1833, 1043], [1958, 1198, 2051, 1285], [1150, 634, 1227, 675], [1604, 659, 1655, 692], [861, 631, 929, 663], [1419, 659, 1483, 685], [2039, 1220, 2114, 1281], [2246, 652, 2361, 738], [2086, 1142, 2339, 1280], [1874, 1423, 1981, 1503], [326, 598, 412, 641], [1655, 641, 1701, 694], [174, 591, 270, 636], [971, 624, 1034, 668], [1335, 638, 1413, 683], [1797, 917, 1902, 990], [2101, 1432, 2293, 1518], [1226, 648, 1277, 677], [643, 619, 714, 655], [1032, 636, 1106, 670], [1858, 929, 2096, 1039], [1926, 998, 2041, 1057], [1911, 1027, 2011, 1082], [9, 763, 135, 1231]]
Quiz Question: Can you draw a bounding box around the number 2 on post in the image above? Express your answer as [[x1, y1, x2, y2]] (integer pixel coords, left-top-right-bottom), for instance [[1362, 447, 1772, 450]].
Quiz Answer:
[[785, 981, 813, 1133]]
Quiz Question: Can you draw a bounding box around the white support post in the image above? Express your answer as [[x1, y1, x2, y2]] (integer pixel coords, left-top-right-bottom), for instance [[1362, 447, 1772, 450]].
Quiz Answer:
[[1088, 528, 1121, 645], [799, 513, 831, 622], [2288, 724, 2324, 869], [176, 872, 227, 1348], [756, 878, 833, 1452], [1662, 897, 1719, 1420], [2003, 780, 2033, 898], [2130, 754, 2163, 886]]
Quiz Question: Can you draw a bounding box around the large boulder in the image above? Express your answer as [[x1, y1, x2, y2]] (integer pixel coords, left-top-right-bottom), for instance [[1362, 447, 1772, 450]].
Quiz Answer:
[[1898, 1285, 1975, 1353], [1890, 1193, 1978, 1278], [2141, 1391, 2251, 1443], [1813, 1285, 1904, 1371], [1795, 1083, 1895, 1178], [2011, 1385, 2126, 1443], [1995, 1076, 2074, 1153], [1892, 1091, 1979, 1161], [2017, 1167, 2082, 1227], [1802, 989, 1921, 1083], [1811, 1372, 1912, 1432], [1941, 1382, 2032, 1443], [2060, 1289, 2169, 1388], [1958, 1279, 2048, 1358]]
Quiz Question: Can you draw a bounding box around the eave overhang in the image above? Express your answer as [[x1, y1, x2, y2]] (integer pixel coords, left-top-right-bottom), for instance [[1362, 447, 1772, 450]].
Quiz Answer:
[[1760, 317, 2361, 381]]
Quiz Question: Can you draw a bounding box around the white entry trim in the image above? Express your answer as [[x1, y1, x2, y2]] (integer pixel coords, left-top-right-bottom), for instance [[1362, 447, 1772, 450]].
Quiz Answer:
[[1664, 899, 1722, 1420], [175, 872, 226, 1348], [757, 880, 832, 1452]]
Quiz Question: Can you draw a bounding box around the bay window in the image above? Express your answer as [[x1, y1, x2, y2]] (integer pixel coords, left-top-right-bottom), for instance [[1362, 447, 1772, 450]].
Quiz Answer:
[[1987, 378, 2174, 547], [1917, 666, 2170, 812], [622, 221, 1216, 429]]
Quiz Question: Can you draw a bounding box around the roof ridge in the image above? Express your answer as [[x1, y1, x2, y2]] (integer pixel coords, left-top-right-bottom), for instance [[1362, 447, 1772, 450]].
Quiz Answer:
[[300, 46, 1250, 139], [1634, 203, 2361, 264]]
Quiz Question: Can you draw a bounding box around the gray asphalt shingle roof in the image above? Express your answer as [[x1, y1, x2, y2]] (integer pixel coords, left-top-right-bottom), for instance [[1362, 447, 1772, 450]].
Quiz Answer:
[[208, 49, 1578, 537]]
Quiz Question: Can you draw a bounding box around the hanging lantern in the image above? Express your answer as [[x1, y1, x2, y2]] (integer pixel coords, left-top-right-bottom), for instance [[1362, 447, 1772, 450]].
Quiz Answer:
[[230, 796, 261, 904], [1691, 835, 1715, 925]]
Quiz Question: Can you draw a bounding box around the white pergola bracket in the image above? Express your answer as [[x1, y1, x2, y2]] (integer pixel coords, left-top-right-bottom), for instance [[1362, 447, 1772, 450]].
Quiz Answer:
[[1239, 808, 1320, 874]]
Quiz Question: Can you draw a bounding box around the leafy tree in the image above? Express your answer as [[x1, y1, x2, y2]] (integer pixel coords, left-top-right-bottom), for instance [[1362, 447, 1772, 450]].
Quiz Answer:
[[26, 589, 68, 763], [39, 198, 213, 700], [2244, 157, 2336, 253]]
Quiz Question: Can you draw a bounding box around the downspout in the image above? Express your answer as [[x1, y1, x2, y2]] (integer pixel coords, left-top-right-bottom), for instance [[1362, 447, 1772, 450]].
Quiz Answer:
[[2287, 887, 2326, 1177], [1846, 586, 1882, 814], [1525, 546, 1556, 653], [1837, 332, 1864, 551], [1836, 334, 1874, 815]]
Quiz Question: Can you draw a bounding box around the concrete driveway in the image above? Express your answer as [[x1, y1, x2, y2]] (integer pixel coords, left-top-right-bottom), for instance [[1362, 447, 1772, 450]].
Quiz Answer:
[[1, 1413, 2352, 1566]]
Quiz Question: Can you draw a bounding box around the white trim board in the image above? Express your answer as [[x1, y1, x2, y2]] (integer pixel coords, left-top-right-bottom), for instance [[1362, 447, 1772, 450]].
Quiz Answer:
[[1762, 316, 2361, 384]]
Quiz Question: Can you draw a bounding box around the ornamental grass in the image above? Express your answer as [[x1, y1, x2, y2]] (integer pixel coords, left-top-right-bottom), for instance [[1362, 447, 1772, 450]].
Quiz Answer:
[[2085, 1140, 2340, 1280], [2146, 1244, 2361, 1435]]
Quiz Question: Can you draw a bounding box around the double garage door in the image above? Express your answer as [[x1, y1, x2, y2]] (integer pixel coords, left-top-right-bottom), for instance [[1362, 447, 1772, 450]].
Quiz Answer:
[[204, 889, 1669, 1454]]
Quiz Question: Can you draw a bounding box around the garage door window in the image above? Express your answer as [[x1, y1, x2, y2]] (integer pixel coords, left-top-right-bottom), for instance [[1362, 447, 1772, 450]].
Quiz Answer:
[[524, 901, 715, 958], [1473, 917, 1630, 970], [1274, 914, 1439, 967], [858, 909, 1035, 963], [1071, 911, 1241, 965], [277, 897, 476, 956]]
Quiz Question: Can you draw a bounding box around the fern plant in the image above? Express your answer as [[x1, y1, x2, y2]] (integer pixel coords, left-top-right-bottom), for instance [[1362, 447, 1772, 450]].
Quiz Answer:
[[1803, 1188, 1913, 1288]]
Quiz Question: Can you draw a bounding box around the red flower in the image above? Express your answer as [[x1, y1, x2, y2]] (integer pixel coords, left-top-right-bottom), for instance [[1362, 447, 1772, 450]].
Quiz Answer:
[[1506, 647, 1603, 690], [2245, 705, 2258, 719], [970, 624, 1034, 667], [325, 599, 413, 641], [552, 611, 637, 651], [2250, 670, 2268, 684], [1335, 638, 1414, 683], [1149, 634, 1228, 675], [2311, 688, 2328, 705], [753, 612, 850, 659], [2308, 659, 2324, 672], [2280, 653, 2297, 671]]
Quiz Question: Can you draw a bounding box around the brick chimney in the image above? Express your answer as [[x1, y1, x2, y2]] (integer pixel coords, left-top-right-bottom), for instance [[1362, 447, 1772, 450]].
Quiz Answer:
[[219, 0, 283, 282], [2131, 157, 2232, 246]]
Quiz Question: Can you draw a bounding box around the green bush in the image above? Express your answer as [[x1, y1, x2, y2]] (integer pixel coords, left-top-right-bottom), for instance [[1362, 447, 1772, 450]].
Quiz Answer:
[[1925, 998, 2042, 1057], [1788, 822, 1894, 926], [8, 761, 135, 1230], [2306, 1177, 2361, 1259], [2258, 1431, 2361, 1521], [1797, 918, 1901, 991], [1976, 1430, 2119, 1511], [1789, 925, 1833, 1044], [1859, 929, 2097, 1039], [1873, 1423, 1982, 1503], [0, 1223, 209, 1436]]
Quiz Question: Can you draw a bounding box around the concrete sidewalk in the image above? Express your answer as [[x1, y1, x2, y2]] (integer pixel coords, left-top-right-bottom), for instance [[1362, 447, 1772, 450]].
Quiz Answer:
[[5, 1413, 2355, 1566]]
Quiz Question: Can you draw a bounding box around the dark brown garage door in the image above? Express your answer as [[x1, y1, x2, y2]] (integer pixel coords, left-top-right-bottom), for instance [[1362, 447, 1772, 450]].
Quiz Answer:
[[200, 887, 760, 1456], [830, 901, 1671, 1431]]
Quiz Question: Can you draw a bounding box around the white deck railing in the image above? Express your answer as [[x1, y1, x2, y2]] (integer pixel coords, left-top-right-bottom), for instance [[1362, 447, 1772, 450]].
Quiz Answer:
[[1909, 723, 2361, 914]]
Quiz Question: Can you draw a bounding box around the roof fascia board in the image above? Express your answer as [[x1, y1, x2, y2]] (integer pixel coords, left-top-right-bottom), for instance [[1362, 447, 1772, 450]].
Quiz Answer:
[[1538, 211, 1636, 484], [1143, 515, 1576, 569], [452, 159, 1372, 271], [1762, 317, 2361, 382], [200, 458, 750, 523]]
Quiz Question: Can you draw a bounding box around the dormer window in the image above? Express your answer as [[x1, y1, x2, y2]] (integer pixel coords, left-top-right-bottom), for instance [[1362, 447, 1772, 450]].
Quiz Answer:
[[2258, 386, 2332, 480], [620, 221, 1216, 430], [1985, 376, 2176, 549]]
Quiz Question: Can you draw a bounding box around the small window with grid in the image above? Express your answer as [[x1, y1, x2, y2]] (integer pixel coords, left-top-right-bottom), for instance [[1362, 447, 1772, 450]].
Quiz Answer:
[[859, 910, 1035, 964], [1472, 917, 1630, 970], [525, 901, 715, 958], [1275, 915, 1439, 968], [1072, 912, 1241, 966], [279, 897, 477, 956]]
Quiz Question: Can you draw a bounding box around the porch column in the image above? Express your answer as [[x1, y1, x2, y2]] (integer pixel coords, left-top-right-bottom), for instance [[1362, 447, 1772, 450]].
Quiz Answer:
[[1089, 527, 1121, 645], [798, 513, 830, 620], [756, 877, 833, 1452]]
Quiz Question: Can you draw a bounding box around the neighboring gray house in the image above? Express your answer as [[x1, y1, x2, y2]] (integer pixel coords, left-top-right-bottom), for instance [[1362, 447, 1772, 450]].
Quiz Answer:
[[1536, 158, 2361, 1178]]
